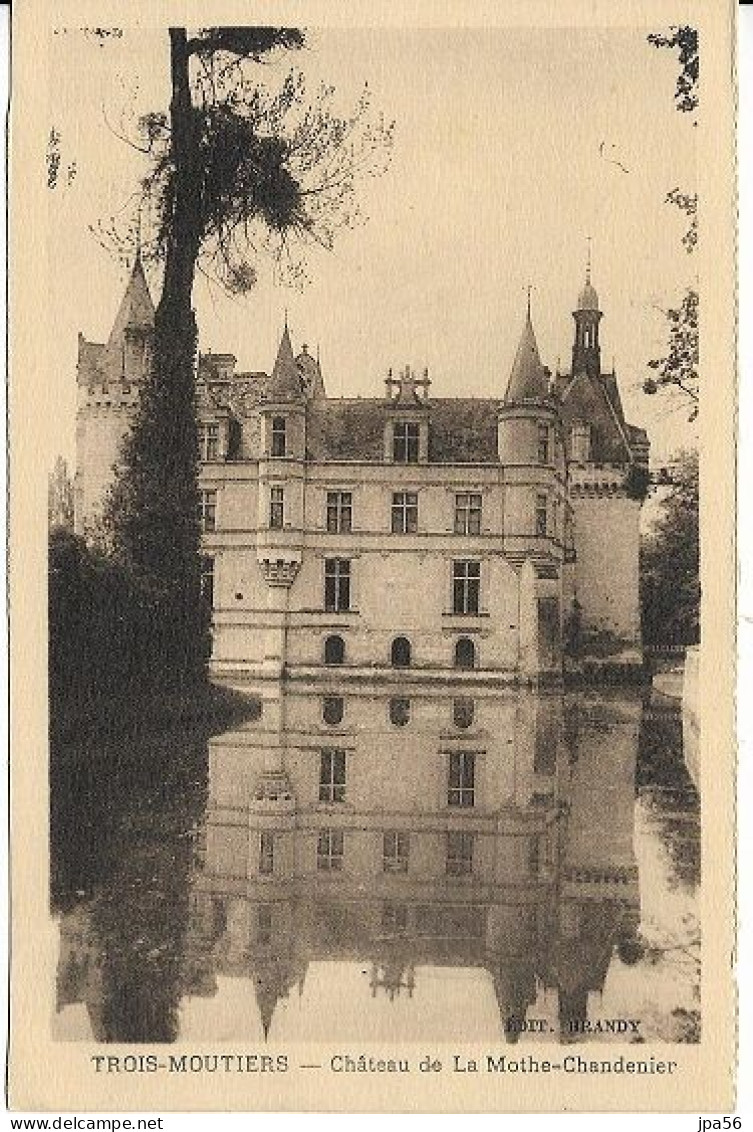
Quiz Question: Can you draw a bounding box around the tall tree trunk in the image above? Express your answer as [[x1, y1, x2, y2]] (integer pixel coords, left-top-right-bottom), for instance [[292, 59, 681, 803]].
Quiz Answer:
[[107, 28, 210, 688]]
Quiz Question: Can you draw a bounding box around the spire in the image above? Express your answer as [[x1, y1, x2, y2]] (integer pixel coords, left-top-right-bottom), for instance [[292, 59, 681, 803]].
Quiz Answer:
[[106, 257, 154, 351], [576, 241, 600, 312], [504, 303, 549, 404], [266, 322, 305, 403]]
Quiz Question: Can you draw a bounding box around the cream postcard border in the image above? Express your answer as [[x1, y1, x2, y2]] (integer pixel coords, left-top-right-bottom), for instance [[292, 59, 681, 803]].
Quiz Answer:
[[8, 0, 737, 1112]]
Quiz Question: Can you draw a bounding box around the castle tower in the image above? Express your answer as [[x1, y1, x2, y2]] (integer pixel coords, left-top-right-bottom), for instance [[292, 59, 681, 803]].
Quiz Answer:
[[74, 258, 155, 534], [498, 300, 566, 679], [255, 323, 306, 677], [557, 266, 649, 665]]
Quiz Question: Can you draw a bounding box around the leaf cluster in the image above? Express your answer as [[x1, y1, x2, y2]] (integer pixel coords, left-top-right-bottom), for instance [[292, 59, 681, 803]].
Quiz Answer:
[[647, 25, 699, 117], [643, 290, 698, 422]]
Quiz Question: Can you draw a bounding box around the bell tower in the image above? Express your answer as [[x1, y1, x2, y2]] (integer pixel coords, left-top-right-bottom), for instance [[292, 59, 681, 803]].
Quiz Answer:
[[571, 248, 603, 379]]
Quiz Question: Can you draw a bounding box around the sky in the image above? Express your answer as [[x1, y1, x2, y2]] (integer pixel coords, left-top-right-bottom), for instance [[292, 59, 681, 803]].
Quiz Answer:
[[47, 25, 697, 468]]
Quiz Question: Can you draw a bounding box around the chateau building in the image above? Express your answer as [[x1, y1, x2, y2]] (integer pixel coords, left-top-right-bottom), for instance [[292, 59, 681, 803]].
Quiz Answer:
[[75, 261, 649, 683]]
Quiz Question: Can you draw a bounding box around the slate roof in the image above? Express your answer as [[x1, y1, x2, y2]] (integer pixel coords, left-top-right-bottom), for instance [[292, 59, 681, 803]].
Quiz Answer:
[[504, 311, 549, 404], [576, 279, 600, 312], [106, 258, 154, 351], [263, 325, 306, 404], [305, 398, 503, 463]]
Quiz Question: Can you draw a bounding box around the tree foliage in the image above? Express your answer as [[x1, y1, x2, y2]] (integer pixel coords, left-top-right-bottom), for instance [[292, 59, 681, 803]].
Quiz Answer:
[[644, 25, 699, 422], [95, 27, 394, 690], [640, 450, 699, 645], [97, 31, 395, 292], [643, 289, 699, 422], [647, 26, 698, 117]]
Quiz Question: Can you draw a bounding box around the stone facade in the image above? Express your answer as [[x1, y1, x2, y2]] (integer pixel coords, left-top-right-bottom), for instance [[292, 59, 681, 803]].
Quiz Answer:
[[75, 262, 649, 683]]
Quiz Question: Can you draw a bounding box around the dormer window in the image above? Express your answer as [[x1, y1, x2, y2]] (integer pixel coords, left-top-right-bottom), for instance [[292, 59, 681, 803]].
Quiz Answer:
[[393, 421, 420, 464], [271, 416, 287, 457], [199, 422, 220, 462], [571, 421, 591, 463]]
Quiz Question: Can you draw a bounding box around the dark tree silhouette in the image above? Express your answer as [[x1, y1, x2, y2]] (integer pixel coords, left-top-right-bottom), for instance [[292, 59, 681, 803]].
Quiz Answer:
[[97, 27, 394, 689], [640, 450, 699, 646]]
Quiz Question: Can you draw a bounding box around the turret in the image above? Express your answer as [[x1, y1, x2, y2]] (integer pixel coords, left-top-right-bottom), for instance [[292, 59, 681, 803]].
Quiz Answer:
[[571, 266, 602, 379], [255, 323, 305, 666], [74, 258, 155, 534], [497, 299, 566, 679], [497, 300, 557, 468], [259, 322, 306, 461], [104, 255, 155, 385], [295, 343, 326, 399]]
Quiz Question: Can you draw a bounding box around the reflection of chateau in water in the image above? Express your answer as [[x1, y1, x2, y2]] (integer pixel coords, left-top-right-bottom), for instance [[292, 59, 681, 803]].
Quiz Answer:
[[55, 684, 701, 1044], [188, 685, 642, 1042]]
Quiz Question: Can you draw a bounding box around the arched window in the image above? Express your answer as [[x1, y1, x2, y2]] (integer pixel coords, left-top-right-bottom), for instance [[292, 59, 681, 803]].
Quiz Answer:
[[323, 696, 344, 726], [389, 698, 411, 727], [391, 636, 412, 668], [454, 637, 476, 670], [324, 635, 345, 666]]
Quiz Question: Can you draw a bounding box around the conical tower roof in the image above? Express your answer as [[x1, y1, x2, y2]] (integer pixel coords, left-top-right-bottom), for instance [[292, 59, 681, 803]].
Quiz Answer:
[[265, 323, 305, 403], [504, 306, 549, 404], [106, 257, 154, 351], [576, 277, 600, 312]]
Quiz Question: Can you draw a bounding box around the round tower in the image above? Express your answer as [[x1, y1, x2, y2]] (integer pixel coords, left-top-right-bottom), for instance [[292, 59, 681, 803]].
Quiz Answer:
[[256, 322, 307, 677], [498, 299, 565, 680]]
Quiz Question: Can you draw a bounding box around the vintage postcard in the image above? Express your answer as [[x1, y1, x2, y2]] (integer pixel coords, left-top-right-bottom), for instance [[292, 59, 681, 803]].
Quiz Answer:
[[9, 0, 737, 1114]]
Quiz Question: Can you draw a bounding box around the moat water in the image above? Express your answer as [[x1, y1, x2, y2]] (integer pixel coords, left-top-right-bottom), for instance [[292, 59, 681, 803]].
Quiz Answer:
[[50, 682, 700, 1045]]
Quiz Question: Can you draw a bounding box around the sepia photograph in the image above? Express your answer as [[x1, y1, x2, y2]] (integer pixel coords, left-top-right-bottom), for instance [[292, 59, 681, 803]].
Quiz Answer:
[[9, 0, 737, 1115]]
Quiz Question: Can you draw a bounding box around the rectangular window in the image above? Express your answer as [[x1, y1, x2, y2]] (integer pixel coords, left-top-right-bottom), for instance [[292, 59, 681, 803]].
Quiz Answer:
[[200, 555, 215, 608], [446, 831, 474, 876], [453, 560, 480, 615], [528, 835, 541, 876], [382, 902, 409, 934], [393, 421, 420, 464], [448, 751, 476, 807], [257, 905, 273, 945], [319, 749, 346, 803], [198, 489, 217, 532], [324, 558, 351, 612], [391, 491, 418, 534], [259, 831, 274, 875], [571, 422, 591, 463], [269, 485, 284, 530], [271, 416, 287, 457], [454, 493, 482, 535], [535, 493, 549, 537], [326, 491, 352, 533], [383, 831, 409, 873], [537, 423, 551, 465], [199, 422, 220, 462], [317, 828, 344, 871]]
